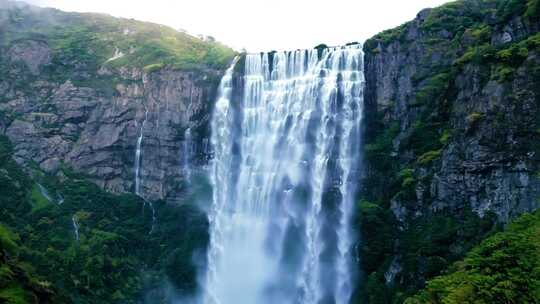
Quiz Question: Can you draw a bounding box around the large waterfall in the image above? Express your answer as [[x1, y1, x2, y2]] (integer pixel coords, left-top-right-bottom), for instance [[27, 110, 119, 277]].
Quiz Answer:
[[206, 44, 364, 304]]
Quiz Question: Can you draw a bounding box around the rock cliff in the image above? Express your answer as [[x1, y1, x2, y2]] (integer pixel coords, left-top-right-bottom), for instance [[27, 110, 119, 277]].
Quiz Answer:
[[0, 0, 234, 202], [358, 0, 540, 302]]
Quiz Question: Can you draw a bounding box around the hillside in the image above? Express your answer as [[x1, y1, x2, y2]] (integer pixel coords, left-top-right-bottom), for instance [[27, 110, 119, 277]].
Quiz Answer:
[[0, 1, 234, 302], [405, 209, 539, 303], [358, 0, 539, 302], [0, 0, 235, 72], [0, 0, 236, 203], [0, 133, 210, 303]]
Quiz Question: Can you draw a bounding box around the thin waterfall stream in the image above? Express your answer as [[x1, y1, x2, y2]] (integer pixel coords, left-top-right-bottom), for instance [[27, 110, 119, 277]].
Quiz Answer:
[[205, 45, 364, 304], [183, 127, 193, 185], [134, 105, 156, 233], [72, 215, 80, 242]]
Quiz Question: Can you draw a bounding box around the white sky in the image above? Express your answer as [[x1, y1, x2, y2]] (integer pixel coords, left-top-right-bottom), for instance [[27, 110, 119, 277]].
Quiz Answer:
[[23, 0, 451, 52]]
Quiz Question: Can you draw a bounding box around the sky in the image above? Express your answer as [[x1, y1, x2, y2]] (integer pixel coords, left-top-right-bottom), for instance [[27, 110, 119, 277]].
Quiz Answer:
[[23, 0, 451, 52]]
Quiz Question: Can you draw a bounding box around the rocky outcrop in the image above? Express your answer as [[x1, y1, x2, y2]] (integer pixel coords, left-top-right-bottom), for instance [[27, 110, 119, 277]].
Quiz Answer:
[[8, 40, 52, 75], [358, 1, 540, 302], [0, 0, 235, 202], [0, 40, 224, 202], [363, 4, 540, 224]]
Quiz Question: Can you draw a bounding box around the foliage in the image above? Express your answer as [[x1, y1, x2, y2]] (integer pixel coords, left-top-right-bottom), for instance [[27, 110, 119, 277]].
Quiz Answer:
[[364, 23, 409, 50], [439, 129, 451, 145], [356, 200, 396, 274], [365, 122, 400, 174], [412, 72, 452, 107], [418, 149, 442, 165], [405, 209, 540, 304], [360, 0, 540, 302], [0, 135, 209, 303], [0, 223, 54, 303], [525, 0, 540, 17], [0, 225, 18, 256], [467, 112, 483, 124], [0, 1, 236, 97]]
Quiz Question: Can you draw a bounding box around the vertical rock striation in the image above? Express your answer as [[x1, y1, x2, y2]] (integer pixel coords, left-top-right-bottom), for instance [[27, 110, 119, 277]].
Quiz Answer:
[[359, 1, 540, 302], [0, 0, 234, 202], [1, 62, 223, 202]]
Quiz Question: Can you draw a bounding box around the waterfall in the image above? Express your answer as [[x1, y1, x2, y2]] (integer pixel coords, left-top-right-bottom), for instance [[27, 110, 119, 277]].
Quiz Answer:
[[134, 105, 156, 233], [205, 45, 364, 304], [183, 127, 193, 184], [134, 106, 148, 196], [37, 183, 53, 202], [72, 215, 80, 242]]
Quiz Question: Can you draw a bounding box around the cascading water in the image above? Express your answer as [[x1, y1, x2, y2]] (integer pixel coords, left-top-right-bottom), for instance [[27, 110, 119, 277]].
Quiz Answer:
[[134, 105, 156, 232], [205, 44, 364, 304], [72, 215, 80, 242], [183, 127, 193, 184], [134, 106, 148, 196], [37, 183, 53, 202]]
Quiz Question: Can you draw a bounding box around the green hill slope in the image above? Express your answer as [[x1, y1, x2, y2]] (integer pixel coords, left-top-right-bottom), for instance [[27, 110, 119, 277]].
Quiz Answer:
[[0, 0, 235, 73], [405, 209, 540, 303]]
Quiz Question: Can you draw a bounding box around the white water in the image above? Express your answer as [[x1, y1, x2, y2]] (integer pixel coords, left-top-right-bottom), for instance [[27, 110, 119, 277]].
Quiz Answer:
[[135, 106, 148, 196], [72, 215, 80, 242], [183, 127, 193, 184], [134, 106, 156, 233], [206, 45, 364, 304], [106, 47, 125, 62], [37, 183, 53, 202]]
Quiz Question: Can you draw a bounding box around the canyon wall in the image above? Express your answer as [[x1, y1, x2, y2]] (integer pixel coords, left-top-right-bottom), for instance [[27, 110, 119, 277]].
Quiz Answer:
[[0, 0, 233, 202], [359, 1, 539, 302]]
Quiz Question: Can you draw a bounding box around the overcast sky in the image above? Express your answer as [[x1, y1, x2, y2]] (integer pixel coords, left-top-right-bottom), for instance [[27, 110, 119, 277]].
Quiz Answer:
[[23, 0, 451, 51]]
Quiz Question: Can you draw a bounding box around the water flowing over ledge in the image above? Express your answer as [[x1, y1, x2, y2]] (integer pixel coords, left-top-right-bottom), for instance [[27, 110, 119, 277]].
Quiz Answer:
[[205, 44, 364, 304]]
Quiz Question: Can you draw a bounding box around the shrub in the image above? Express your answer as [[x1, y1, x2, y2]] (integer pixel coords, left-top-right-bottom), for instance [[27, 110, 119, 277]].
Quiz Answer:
[[405, 210, 540, 304], [0, 225, 19, 256], [412, 72, 451, 106], [525, 0, 540, 18], [496, 45, 529, 65], [399, 168, 416, 188], [467, 112, 483, 124], [418, 150, 442, 165], [439, 130, 451, 145], [143, 63, 164, 73]]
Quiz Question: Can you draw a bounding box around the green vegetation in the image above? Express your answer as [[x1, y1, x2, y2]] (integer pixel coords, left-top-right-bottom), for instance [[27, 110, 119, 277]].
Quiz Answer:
[[439, 129, 451, 145], [1, 2, 235, 72], [406, 209, 540, 304], [360, 0, 540, 302], [455, 32, 540, 82], [417, 149, 442, 165], [0, 135, 209, 303], [412, 72, 452, 107], [29, 184, 51, 212], [467, 112, 483, 124], [354, 199, 499, 304], [0, 1, 235, 96], [0, 223, 54, 303], [364, 23, 408, 50], [399, 169, 416, 188]]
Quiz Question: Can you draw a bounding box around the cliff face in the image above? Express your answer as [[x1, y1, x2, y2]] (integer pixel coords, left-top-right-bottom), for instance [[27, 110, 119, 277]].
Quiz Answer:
[[1, 59, 219, 202], [0, 1, 233, 202], [364, 5, 540, 223], [359, 0, 540, 302]]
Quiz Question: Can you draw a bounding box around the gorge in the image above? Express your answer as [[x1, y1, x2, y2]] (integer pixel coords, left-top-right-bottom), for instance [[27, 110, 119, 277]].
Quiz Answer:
[[0, 0, 539, 303]]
